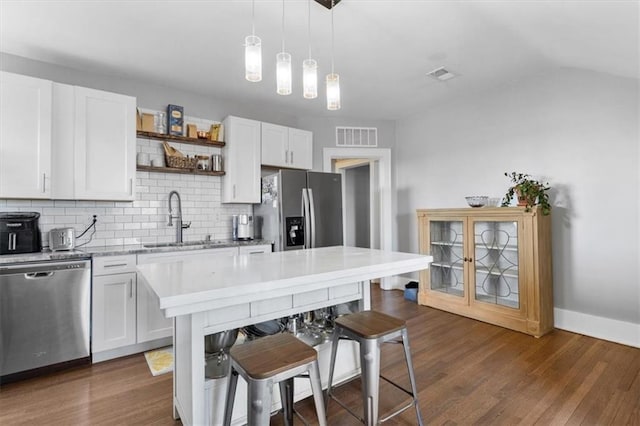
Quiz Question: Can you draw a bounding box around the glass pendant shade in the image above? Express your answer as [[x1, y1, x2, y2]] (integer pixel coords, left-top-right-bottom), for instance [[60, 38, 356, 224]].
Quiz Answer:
[[276, 52, 292, 95], [244, 35, 262, 82], [302, 59, 318, 99], [326, 73, 341, 110]]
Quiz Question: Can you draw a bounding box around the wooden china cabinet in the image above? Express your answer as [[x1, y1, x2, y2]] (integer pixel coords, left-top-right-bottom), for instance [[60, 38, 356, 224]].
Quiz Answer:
[[417, 207, 553, 337]]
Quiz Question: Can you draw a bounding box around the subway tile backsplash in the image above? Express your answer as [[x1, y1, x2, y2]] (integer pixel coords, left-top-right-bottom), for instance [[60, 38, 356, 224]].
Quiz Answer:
[[0, 134, 251, 249]]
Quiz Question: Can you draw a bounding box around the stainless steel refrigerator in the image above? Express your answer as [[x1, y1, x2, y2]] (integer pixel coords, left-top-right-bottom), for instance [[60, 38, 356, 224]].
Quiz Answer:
[[254, 170, 343, 251]]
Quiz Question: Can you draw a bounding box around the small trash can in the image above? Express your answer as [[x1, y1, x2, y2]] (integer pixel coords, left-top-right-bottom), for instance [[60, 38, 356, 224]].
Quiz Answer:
[[404, 281, 419, 302]]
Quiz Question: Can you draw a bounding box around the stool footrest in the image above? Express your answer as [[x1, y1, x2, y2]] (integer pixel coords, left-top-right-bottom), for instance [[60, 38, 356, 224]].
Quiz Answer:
[[378, 400, 419, 423], [327, 391, 418, 425]]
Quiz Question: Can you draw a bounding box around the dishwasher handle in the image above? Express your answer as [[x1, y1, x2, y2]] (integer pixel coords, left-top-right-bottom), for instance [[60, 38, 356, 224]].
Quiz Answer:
[[0, 260, 90, 276], [24, 271, 55, 279]]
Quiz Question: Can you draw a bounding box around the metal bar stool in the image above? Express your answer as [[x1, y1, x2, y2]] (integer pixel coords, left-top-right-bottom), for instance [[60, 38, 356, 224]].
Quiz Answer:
[[223, 332, 327, 426], [326, 310, 423, 425]]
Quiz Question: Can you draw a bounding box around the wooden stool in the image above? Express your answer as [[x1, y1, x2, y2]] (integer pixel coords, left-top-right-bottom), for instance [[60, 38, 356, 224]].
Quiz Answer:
[[223, 332, 327, 426], [326, 310, 423, 425]]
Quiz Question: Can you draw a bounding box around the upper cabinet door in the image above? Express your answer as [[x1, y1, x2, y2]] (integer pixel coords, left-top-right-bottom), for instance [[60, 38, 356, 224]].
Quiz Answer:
[[222, 116, 261, 203], [288, 128, 312, 170], [261, 122, 288, 167], [261, 123, 312, 170], [0, 72, 52, 199], [74, 87, 136, 201]]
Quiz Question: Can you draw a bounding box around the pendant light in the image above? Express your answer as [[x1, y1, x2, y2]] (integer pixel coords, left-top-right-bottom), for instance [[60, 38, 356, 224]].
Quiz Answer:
[[303, 0, 318, 99], [326, 0, 341, 110], [244, 0, 261, 82], [276, 0, 292, 95]]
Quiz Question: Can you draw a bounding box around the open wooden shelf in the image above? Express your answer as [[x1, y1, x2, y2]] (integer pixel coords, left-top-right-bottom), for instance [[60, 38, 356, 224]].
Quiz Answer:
[[137, 165, 225, 176], [136, 130, 225, 148]]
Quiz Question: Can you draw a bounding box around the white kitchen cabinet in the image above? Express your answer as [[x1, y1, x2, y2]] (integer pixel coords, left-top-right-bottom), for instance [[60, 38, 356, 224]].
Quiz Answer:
[[0, 71, 136, 201], [261, 122, 312, 170], [73, 86, 136, 201], [287, 127, 313, 169], [0, 71, 52, 199], [136, 247, 238, 342], [92, 272, 137, 352], [222, 116, 261, 203], [238, 244, 272, 255], [92, 255, 137, 353]]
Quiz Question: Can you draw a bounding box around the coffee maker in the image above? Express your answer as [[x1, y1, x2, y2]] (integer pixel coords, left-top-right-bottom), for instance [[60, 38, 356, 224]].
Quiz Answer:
[[232, 214, 254, 241], [0, 212, 42, 255]]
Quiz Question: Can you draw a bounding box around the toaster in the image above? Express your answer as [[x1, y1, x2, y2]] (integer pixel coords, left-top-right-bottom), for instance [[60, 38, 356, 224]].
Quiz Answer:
[[49, 227, 76, 251]]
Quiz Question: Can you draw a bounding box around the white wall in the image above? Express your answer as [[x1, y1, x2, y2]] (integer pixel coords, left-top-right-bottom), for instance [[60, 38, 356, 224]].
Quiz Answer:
[[395, 68, 639, 333], [295, 116, 396, 172]]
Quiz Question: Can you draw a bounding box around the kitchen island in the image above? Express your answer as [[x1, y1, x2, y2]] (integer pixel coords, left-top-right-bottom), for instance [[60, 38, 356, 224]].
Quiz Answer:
[[137, 246, 432, 426]]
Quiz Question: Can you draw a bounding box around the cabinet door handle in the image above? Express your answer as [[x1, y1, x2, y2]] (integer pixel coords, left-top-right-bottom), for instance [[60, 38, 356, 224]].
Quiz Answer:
[[129, 178, 133, 195], [129, 278, 133, 299], [469, 257, 473, 262], [285, 150, 289, 164], [42, 173, 47, 193], [8, 233, 16, 251], [290, 151, 293, 164], [233, 184, 236, 199], [463, 257, 468, 262]]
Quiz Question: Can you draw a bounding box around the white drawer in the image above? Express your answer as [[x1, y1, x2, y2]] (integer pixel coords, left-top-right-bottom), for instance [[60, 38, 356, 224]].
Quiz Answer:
[[251, 295, 292, 317], [329, 282, 361, 299], [293, 289, 328, 307], [238, 244, 272, 255], [205, 303, 251, 329], [93, 254, 137, 276]]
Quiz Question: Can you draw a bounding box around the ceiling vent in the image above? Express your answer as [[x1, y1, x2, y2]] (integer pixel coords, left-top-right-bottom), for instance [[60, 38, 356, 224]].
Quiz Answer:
[[427, 67, 457, 82]]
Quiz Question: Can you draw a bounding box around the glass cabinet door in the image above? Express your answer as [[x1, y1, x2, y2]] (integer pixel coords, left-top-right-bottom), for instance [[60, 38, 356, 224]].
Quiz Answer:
[[472, 220, 520, 309], [429, 220, 465, 297]]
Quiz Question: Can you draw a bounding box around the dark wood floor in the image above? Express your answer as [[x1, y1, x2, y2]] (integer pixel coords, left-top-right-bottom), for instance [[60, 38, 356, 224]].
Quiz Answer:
[[1, 285, 638, 425]]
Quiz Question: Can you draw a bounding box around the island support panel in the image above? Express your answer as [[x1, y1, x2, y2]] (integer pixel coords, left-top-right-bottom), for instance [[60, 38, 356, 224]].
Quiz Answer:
[[173, 281, 371, 425]]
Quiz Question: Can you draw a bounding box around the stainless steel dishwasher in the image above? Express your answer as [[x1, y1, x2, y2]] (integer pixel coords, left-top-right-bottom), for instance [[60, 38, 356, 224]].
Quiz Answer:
[[0, 259, 91, 382]]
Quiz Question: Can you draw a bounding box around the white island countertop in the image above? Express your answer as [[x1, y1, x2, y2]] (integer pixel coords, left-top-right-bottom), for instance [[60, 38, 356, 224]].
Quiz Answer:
[[136, 246, 433, 426], [137, 246, 432, 318]]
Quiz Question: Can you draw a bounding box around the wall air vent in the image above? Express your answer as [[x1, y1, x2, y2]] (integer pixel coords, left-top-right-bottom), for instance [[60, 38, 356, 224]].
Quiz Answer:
[[427, 66, 457, 82], [336, 127, 377, 147]]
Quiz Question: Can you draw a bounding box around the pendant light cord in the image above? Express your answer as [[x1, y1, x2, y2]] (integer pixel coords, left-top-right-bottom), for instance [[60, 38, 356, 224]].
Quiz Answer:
[[251, 0, 255, 36], [307, 0, 312, 59], [281, 0, 286, 52], [331, 0, 335, 74]]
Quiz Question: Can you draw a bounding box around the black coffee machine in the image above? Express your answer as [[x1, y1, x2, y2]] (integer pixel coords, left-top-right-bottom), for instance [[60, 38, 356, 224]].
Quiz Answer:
[[0, 212, 42, 255]]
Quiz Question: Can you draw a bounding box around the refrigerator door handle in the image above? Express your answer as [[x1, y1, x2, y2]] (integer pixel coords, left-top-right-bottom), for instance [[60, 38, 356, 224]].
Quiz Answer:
[[302, 188, 311, 249], [308, 188, 317, 249]]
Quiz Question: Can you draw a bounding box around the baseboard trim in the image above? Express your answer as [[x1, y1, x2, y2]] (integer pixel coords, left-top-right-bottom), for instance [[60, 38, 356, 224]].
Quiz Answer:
[[554, 308, 640, 348], [382, 277, 640, 348], [92, 337, 173, 363], [381, 275, 414, 290]]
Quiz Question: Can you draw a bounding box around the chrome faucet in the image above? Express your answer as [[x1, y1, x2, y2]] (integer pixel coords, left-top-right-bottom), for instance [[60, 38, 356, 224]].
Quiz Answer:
[[168, 190, 191, 243]]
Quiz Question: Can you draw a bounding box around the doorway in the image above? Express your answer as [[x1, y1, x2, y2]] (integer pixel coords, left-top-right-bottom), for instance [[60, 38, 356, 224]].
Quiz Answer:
[[323, 148, 393, 289], [335, 159, 372, 249]]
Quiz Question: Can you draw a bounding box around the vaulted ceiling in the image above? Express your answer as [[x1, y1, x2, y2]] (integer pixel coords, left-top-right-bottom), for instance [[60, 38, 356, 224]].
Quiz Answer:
[[1, 0, 638, 120]]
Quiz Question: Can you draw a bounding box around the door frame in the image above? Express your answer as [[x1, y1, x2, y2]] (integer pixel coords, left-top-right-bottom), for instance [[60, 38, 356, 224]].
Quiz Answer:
[[323, 147, 394, 289]]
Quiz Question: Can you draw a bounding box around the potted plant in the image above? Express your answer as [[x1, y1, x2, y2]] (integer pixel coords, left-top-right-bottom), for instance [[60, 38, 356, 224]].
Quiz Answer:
[[502, 172, 551, 215]]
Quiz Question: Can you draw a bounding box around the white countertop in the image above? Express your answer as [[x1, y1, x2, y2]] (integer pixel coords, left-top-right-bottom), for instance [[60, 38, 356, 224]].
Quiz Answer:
[[137, 246, 432, 317]]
